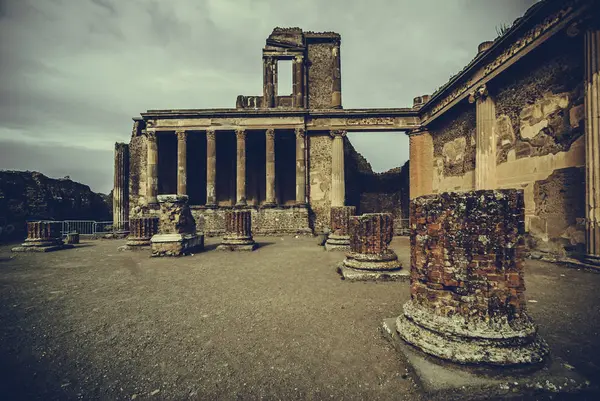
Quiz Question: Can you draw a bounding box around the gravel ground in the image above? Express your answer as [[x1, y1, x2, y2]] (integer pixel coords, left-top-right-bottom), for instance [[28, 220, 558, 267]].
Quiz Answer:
[[0, 236, 599, 401]]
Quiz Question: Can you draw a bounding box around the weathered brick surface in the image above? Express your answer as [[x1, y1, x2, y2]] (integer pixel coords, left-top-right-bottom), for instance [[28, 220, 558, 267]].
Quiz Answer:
[[128, 216, 159, 240], [349, 213, 394, 255], [410, 189, 526, 320], [225, 210, 252, 238], [26, 221, 62, 241], [330, 206, 355, 236]]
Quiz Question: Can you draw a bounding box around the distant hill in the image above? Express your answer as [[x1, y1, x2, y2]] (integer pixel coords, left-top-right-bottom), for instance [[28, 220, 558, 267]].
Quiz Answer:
[[0, 170, 111, 242]]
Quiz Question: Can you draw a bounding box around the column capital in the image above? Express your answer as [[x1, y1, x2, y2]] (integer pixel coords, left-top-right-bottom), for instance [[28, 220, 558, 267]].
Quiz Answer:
[[206, 128, 216, 140], [330, 129, 347, 139], [407, 127, 430, 137], [468, 85, 489, 103], [146, 129, 157, 141], [176, 130, 187, 140], [235, 128, 246, 140], [266, 128, 275, 139], [295, 127, 305, 139], [294, 54, 304, 63]]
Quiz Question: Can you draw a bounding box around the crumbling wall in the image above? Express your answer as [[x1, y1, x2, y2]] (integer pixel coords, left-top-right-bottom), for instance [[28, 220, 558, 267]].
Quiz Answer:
[[306, 42, 335, 109], [128, 134, 147, 218], [308, 133, 332, 232], [493, 34, 585, 253], [430, 103, 476, 193]]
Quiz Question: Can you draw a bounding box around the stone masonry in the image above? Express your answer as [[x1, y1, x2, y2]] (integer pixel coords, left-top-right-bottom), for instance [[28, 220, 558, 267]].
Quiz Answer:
[[217, 209, 257, 251], [12, 221, 72, 253], [339, 213, 406, 281], [120, 216, 159, 251], [150, 195, 204, 257], [325, 206, 355, 251], [395, 189, 548, 365]]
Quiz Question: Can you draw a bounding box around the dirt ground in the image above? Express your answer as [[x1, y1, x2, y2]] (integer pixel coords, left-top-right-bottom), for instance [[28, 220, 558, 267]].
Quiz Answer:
[[0, 236, 599, 401]]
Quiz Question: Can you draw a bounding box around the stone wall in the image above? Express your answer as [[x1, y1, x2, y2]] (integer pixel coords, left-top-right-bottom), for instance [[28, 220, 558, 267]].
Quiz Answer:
[[306, 42, 335, 109], [191, 206, 310, 236]]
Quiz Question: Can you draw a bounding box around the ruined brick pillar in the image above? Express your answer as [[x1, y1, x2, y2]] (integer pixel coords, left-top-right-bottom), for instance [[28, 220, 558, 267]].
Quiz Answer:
[[206, 129, 217, 206], [396, 190, 548, 365], [331, 43, 342, 109], [470, 85, 498, 190], [124, 216, 159, 249], [295, 127, 306, 205], [292, 55, 304, 108], [263, 57, 275, 108], [339, 213, 406, 280], [176, 130, 187, 196], [12, 221, 67, 252], [330, 130, 346, 207], [146, 130, 158, 205], [113, 142, 129, 232], [236, 129, 247, 206], [217, 209, 257, 251], [408, 128, 433, 200], [265, 128, 276, 206], [325, 206, 355, 251], [585, 27, 600, 265], [151, 195, 203, 256]]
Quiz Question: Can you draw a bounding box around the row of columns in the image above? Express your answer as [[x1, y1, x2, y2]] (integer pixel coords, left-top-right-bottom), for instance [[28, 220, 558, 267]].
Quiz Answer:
[[146, 127, 311, 207]]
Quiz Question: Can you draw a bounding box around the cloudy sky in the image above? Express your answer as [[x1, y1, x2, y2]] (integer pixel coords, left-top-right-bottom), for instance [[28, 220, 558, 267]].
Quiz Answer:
[[0, 0, 537, 194]]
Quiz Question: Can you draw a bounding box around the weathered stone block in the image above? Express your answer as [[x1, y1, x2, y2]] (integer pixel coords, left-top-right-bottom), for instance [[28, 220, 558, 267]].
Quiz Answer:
[[395, 189, 548, 366], [325, 206, 355, 251], [150, 195, 202, 257]]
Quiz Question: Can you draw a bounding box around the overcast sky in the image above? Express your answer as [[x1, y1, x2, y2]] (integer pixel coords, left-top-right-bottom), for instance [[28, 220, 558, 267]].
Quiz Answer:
[[0, 0, 537, 194]]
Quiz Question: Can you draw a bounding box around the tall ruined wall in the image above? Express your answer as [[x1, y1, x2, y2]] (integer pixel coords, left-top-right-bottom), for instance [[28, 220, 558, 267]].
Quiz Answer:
[[128, 134, 148, 218], [493, 33, 585, 254], [308, 133, 332, 232], [306, 41, 335, 109], [430, 103, 476, 193]]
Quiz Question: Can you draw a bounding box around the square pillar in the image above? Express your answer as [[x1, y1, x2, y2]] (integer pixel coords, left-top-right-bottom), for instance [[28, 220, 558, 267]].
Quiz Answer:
[[408, 128, 433, 199]]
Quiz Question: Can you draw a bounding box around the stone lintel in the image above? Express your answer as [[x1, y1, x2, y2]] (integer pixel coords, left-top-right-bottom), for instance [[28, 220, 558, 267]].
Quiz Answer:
[[157, 194, 189, 203]]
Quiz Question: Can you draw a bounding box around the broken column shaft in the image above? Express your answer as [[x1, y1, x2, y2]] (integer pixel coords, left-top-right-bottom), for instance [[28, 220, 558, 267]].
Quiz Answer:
[[325, 206, 355, 251], [12, 221, 69, 252], [125, 216, 159, 249], [217, 209, 257, 251], [396, 189, 548, 365]]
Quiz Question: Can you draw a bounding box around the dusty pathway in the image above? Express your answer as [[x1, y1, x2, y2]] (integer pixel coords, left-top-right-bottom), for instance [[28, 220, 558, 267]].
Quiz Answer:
[[0, 236, 598, 400]]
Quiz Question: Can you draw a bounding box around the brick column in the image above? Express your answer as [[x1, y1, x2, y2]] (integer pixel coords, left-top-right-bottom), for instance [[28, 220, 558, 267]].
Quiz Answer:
[[12, 221, 66, 252], [295, 127, 306, 205], [126, 216, 159, 248], [332, 43, 342, 108], [176, 130, 187, 196], [113, 142, 129, 231], [330, 130, 346, 207], [206, 129, 217, 206], [325, 205, 355, 251], [265, 128, 276, 206], [585, 28, 600, 265], [217, 209, 257, 251], [396, 190, 548, 365], [146, 130, 158, 205], [236, 129, 247, 206], [408, 128, 433, 200], [469, 84, 497, 190]]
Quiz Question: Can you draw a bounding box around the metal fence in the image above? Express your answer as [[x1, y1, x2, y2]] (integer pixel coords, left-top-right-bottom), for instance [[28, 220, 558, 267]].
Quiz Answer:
[[25, 220, 129, 236]]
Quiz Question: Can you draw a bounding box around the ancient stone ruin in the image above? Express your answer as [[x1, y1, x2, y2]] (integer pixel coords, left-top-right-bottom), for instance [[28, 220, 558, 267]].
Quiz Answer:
[[150, 195, 204, 257], [120, 216, 159, 251], [217, 210, 257, 251], [396, 189, 548, 365], [339, 213, 407, 281], [12, 221, 72, 253], [325, 206, 355, 251]]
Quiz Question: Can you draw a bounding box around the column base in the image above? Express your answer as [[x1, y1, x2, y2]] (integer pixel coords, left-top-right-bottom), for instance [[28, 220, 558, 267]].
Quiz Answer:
[[217, 235, 257, 251], [325, 234, 350, 251], [582, 254, 600, 267], [235, 201, 248, 207], [12, 239, 73, 253], [262, 202, 277, 208], [118, 237, 152, 251], [150, 233, 204, 257]]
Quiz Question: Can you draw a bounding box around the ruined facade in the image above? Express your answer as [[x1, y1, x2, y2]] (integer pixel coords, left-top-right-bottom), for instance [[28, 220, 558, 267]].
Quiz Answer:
[[114, 0, 600, 263]]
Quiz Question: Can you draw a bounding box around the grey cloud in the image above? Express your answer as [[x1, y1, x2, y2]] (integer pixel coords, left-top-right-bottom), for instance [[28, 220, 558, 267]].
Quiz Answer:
[[0, 0, 538, 192]]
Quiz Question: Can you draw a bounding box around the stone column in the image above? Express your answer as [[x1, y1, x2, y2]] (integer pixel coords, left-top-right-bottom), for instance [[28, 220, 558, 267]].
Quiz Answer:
[[146, 130, 158, 205], [293, 55, 304, 108], [469, 84, 497, 190], [113, 142, 129, 232], [176, 130, 187, 196], [236, 129, 247, 206], [339, 213, 405, 280], [330, 130, 346, 207], [325, 205, 355, 251], [265, 128, 276, 206], [12, 221, 66, 252], [295, 127, 306, 205], [125, 216, 159, 248], [217, 209, 257, 251], [206, 129, 217, 206], [332, 44, 342, 108], [408, 128, 434, 200], [585, 28, 600, 265], [263, 57, 275, 108], [395, 190, 548, 365]]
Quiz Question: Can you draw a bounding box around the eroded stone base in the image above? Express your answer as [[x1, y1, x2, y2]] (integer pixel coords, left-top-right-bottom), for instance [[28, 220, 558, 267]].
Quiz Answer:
[[325, 234, 350, 251], [150, 233, 204, 257], [217, 236, 257, 252], [343, 250, 402, 270], [338, 264, 409, 281], [382, 318, 592, 400], [11, 244, 73, 253]]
